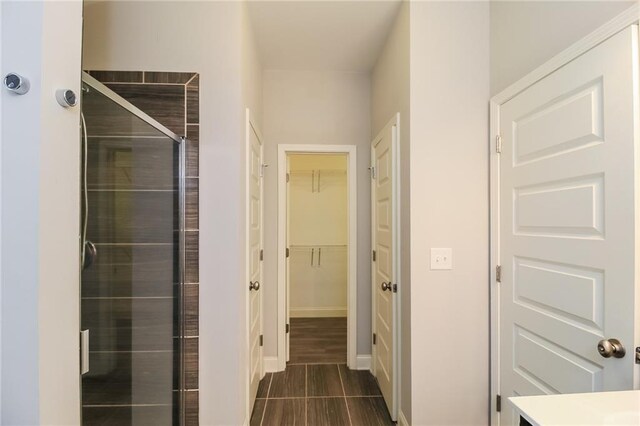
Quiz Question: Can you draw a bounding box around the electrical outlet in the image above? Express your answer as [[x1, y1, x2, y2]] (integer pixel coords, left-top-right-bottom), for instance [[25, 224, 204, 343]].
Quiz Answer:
[[430, 248, 452, 270]]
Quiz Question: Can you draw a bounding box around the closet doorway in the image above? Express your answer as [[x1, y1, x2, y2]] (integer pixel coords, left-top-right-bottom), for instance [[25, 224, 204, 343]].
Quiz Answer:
[[277, 145, 357, 370]]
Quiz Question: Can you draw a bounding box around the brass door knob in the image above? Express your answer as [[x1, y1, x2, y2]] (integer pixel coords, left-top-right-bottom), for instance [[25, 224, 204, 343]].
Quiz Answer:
[[381, 282, 391, 291], [249, 281, 260, 291], [597, 338, 626, 358]]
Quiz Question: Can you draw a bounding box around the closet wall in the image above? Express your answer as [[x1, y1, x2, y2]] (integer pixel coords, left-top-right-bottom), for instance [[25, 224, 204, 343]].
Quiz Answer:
[[289, 154, 348, 317]]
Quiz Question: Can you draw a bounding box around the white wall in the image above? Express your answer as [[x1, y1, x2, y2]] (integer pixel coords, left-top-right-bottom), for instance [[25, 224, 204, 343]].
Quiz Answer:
[[408, 2, 490, 424], [490, 0, 635, 95], [289, 154, 348, 317], [83, 2, 257, 424], [262, 70, 372, 356], [370, 0, 410, 421], [1, 0, 83, 423]]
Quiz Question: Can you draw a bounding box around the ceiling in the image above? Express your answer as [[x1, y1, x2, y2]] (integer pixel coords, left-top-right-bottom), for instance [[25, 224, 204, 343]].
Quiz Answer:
[[247, 1, 402, 72]]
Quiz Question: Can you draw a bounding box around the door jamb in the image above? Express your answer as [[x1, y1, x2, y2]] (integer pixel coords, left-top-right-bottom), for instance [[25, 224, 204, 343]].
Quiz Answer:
[[277, 144, 358, 371], [489, 5, 639, 425], [245, 109, 264, 422]]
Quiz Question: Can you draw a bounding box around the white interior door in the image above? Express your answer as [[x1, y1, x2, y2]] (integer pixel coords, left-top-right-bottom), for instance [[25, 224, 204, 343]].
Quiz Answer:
[[371, 114, 399, 420], [248, 117, 264, 411], [286, 155, 291, 362], [498, 26, 639, 425]]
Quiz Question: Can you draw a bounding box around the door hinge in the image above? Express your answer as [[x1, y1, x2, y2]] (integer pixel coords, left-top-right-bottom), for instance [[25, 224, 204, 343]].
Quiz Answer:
[[392, 283, 398, 293], [496, 135, 503, 154], [373, 333, 377, 345], [635, 347, 640, 364], [286, 248, 290, 258], [496, 394, 502, 412], [286, 323, 290, 334], [286, 173, 290, 183], [372, 250, 376, 262], [260, 249, 264, 261], [370, 166, 376, 180], [259, 334, 264, 347], [496, 265, 502, 283]]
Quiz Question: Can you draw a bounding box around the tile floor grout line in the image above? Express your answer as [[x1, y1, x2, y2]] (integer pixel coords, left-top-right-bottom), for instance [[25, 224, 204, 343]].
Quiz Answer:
[[259, 398, 267, 426], [257, 395, 379, 400], [336, 363, 353, 426], [258, 374, 273, 426], [266, 373, 273, 399]]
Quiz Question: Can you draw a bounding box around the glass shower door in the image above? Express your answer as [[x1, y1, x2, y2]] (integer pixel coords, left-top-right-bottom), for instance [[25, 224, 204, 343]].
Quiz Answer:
[[80, 78, 183, 425]]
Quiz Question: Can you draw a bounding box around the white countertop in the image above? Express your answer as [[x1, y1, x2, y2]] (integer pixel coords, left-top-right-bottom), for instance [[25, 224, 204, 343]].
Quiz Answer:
[[509, 391, 640, 426]]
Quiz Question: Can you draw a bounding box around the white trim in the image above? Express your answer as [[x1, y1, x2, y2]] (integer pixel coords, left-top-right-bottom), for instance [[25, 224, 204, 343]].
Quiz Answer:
[[245, 109, 264, 422], [277, 144, 358, 372], [264, 356, 279, 373], [289, 307, 347, 318], [398, 410, 410, 426], [355, 355, 372, 371], [489, 6, 639, 426]]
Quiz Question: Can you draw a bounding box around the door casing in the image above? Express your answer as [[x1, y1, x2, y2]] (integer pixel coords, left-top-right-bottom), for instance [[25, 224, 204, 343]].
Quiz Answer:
[[276, 144, 358, 371], [489, 5, 640, 425]]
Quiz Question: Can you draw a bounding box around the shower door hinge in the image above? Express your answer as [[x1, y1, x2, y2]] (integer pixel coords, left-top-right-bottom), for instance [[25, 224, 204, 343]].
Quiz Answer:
[[260, 249, 264, 261], [496, 135, 503, 154], [286, 323, 290, 334], [373, 333, 377, 345], [259, 335, 264, 347], [372, 250, 376, 262], [496, 265, 502, 283], [496, 394, 502, 412]]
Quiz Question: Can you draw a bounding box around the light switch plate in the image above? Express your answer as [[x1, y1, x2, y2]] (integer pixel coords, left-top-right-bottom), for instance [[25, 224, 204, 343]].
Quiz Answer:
[[430, 248, 452, 270]]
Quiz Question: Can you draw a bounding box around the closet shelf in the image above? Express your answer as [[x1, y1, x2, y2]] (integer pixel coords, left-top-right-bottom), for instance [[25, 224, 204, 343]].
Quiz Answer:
[[290, 244, 347, 248], [289, 169, 346, 176]]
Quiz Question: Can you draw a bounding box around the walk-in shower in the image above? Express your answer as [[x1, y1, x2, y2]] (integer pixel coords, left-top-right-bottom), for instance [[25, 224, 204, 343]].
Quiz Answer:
[[80, 72, 187, 426]]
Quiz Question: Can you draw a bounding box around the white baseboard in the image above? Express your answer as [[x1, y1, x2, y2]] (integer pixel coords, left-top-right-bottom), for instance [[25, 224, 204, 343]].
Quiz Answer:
[[355, 355, 371, 371], [289, 307, 347, 318], [398, 410, 409, 426], [264, 356, 279, 373]]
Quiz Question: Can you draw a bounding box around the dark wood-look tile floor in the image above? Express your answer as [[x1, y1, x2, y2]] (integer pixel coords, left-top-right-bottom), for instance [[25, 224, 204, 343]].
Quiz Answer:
[[250, 364, 394, 426], [289, 317, 347, 364]]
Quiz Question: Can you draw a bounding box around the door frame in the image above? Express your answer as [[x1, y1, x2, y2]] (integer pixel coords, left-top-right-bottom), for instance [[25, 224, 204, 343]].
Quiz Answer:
[[370, 113, 401, 421], [245, 108, 264, 420], [277, 144, 358, 371], [489, 5, 640, 425]]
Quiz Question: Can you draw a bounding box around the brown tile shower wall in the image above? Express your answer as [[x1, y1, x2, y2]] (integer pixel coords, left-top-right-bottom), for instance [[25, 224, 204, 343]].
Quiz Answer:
[[88, 70, 200, 425]]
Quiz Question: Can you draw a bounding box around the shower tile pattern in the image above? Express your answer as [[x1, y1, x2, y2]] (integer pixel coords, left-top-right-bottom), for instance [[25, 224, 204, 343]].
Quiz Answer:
[[83, 70, 200, 425]]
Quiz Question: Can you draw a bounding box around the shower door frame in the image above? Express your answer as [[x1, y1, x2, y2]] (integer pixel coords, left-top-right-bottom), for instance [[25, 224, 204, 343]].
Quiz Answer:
[[80, 71, 189, 425]]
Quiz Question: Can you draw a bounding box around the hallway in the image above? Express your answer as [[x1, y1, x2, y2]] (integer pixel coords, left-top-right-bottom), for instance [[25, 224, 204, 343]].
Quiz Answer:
[[251, 316, 393, 425], [250, 364, 393, 425]]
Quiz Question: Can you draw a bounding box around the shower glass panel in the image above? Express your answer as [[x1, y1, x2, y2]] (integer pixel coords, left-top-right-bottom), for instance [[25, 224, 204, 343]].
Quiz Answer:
[[80, 76, 184, 426]]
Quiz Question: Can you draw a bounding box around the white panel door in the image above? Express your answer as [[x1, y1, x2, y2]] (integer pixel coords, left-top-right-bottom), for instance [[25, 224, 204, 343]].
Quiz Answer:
[[372, 114, 399, 420], [499, 26, 639, 425], [286, 156, 291, 362], [248, 119, 264, 411]]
